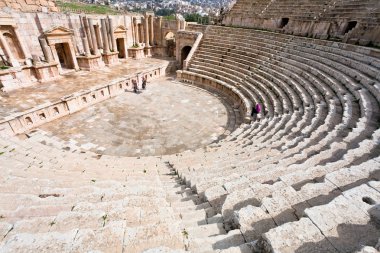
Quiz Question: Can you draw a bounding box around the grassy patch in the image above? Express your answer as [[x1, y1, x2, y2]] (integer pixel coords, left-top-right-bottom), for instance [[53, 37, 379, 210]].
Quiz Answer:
[[57, 1, 119, 15]]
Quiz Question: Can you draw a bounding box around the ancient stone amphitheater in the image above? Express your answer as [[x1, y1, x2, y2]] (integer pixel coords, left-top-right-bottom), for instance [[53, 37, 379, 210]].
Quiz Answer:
[[0, 0, 379, 252]]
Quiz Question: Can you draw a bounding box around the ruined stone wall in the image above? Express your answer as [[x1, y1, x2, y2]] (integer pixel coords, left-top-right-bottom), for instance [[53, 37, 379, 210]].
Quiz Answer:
[[5, 10, 135, 61], [223, 0, 380, 47], [0, 0, 58, 13]]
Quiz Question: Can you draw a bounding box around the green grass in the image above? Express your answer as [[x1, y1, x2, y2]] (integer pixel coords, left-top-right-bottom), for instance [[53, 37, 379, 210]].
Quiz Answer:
[[163, 15, 176, 21], [57, 1, 119, 15]]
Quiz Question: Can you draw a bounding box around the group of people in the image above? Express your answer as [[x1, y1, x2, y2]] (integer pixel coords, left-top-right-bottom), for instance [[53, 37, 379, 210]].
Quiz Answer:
[[131, 76, 147, 93]]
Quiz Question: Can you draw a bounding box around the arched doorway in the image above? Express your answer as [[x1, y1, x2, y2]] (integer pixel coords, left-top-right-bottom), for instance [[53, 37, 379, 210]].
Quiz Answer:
[[181, 46, 192, 68], [165, 32, 175, 57]]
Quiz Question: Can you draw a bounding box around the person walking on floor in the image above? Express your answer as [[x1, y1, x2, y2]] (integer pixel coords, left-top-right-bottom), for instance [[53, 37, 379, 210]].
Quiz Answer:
[[132, 79, 138, 93], [142, 76, 147, 90]]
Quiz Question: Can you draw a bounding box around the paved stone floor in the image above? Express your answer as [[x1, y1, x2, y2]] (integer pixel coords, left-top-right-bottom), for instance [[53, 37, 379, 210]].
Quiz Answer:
[[37, 77, 230, 156], [0, 57, 171, 120]]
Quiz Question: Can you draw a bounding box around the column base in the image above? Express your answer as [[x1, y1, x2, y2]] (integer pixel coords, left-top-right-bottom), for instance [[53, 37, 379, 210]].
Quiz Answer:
[[101, 52, 119, 66], [77, 54, 105, 71], [128, 47, 145, 60], [144, 46, 152, 57], [32, 62, 60, 82]]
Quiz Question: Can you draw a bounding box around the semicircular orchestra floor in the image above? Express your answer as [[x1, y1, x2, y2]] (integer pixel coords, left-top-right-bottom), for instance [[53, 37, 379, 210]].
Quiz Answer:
[[34, 77, 237, 157]]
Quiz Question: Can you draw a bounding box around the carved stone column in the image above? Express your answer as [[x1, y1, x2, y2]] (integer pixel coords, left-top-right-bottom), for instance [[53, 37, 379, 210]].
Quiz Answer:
[[82, 36, 91, 56], [88, 18, 99, 55], [108, 17, 117, 52], [67, 41, 79, 70], [82, 17, 93, 53], [49, 44, 61, 72], [13, 28, 30, 61], [144, 16, 150, 47], [101, 19, 110, 54], [0, 32, 20, 67], [135, 22, 139, 44], [39, 38, 54, 63], [158, 16, 163, 46], [149, 16, 154, 46], [95, 25, 103, 49]]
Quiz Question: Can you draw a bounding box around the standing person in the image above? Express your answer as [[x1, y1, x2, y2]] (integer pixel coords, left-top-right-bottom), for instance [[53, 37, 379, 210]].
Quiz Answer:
[[132, 79, 138, 93], [142, 76, 146, 90], [255, 103, 262, 121], [255, 103, 261, 114]]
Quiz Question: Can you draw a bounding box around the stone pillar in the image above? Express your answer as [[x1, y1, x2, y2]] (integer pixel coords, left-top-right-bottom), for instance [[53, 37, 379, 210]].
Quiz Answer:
[[135, 22, 139, 44], [82, 36, 91, 56], [149, 16, 154, 46], [101, 19, 110, 54], [158, 16, 163, 46], [68, 41, 79, 70], [131, 18, 135, 45], [176, 19, 181, 31], [108, 17, 117, 52], [82, 17, 93, 53], [88, 18, 99, 55], [0, 32, 20, 67], [95, 25, 103, 49], [39, 38, 54, 63], [144, 16, 150, 47], [13, 28, 30, 61], [49, 44, 61, 72]]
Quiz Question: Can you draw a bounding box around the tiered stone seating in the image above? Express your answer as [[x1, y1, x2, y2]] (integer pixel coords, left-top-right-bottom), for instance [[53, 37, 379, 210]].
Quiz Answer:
[[173, 25, 380, 251], [0, 136, 186, 252], [320, 0, 380, 23]]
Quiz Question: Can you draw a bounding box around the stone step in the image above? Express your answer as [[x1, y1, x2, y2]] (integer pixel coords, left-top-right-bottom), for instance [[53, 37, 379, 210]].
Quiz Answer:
[[188, 229, 245, 252], [187, 222, 226, 238]]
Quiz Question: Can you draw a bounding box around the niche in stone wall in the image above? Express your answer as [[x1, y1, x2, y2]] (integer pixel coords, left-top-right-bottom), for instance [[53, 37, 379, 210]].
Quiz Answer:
[[279, 18, 289, 29], [344, 21, 357, 35], [3, 31, 24, 60], [53, 107, 59, 115], [25, 116, 33, 125]]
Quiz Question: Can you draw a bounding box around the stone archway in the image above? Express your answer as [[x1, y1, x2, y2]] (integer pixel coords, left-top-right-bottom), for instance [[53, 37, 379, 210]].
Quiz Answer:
[[165, 32, 175, 57], [43, 26, 79, 74]]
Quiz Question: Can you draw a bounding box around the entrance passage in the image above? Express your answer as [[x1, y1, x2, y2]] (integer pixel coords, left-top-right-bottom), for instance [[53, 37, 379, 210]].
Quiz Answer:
[[116, 38, 126, 58], [55, 43, 74, 69], [181, 46, 192, 68], [279, 18, 289, 28]]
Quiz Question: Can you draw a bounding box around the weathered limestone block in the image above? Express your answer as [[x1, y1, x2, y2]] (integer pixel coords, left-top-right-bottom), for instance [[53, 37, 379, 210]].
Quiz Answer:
[[71, 221, 126, 253], [258, 218, 338, 253], [1, 229, 78, 252], [234, 205, 276, 242], [305, 188, 380, 252]]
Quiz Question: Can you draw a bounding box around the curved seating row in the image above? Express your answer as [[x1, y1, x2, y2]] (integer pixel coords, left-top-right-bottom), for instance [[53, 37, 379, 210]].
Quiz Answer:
[[171, 25, 380, 252]]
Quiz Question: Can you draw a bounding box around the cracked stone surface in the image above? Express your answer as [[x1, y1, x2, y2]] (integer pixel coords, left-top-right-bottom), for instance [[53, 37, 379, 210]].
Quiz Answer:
[[37, 77, 232, 156]]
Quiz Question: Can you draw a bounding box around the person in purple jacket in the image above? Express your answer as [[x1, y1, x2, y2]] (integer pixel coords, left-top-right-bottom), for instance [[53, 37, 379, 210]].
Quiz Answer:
[[251, 103, 262, 121]]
